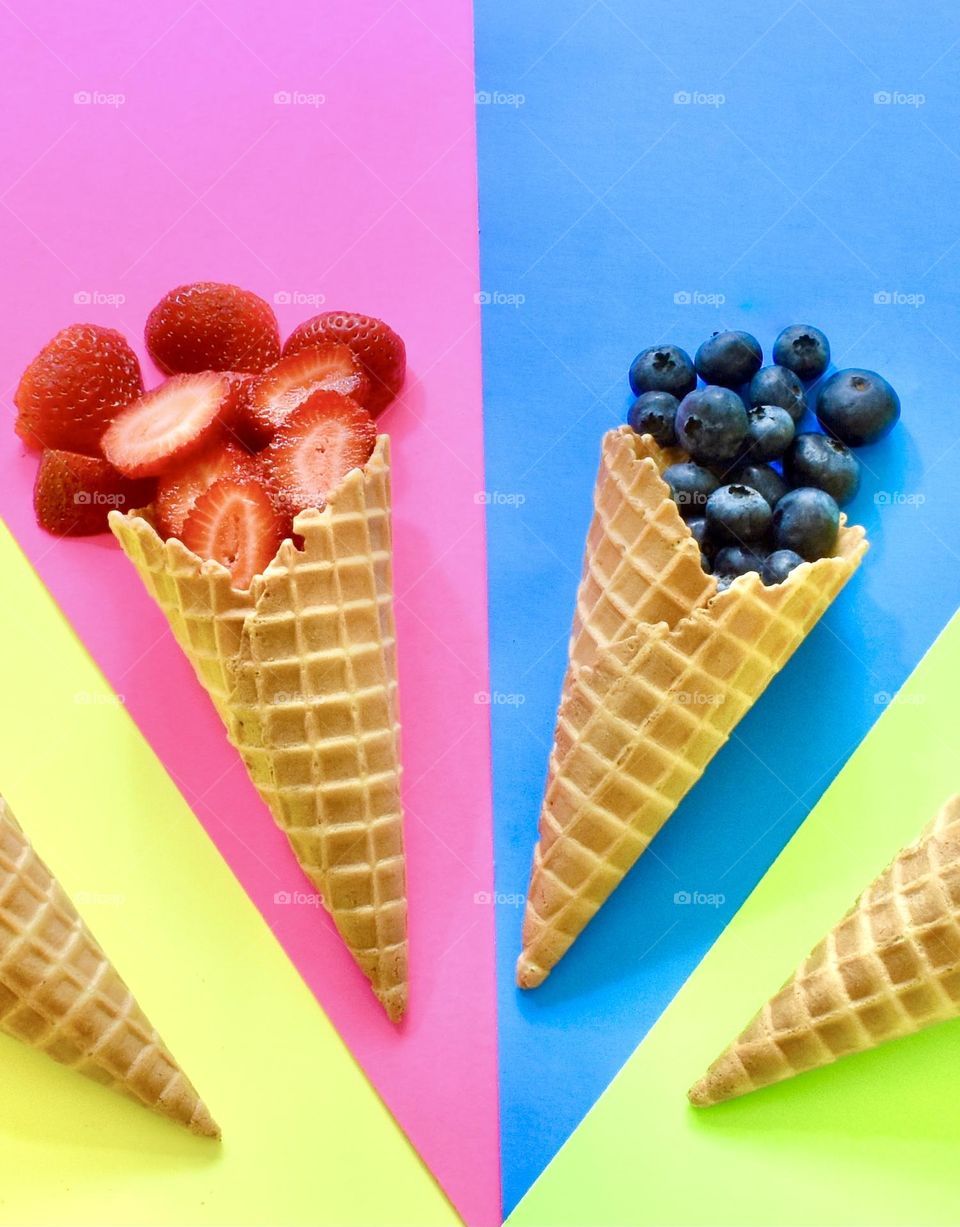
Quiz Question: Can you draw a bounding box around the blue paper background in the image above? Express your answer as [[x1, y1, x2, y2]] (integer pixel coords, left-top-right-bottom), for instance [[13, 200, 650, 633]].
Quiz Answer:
[[474, 0, 960, 1213]]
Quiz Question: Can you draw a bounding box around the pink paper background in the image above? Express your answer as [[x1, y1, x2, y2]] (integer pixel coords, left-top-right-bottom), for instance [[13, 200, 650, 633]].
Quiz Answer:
[[0, 3, 498, 1224]]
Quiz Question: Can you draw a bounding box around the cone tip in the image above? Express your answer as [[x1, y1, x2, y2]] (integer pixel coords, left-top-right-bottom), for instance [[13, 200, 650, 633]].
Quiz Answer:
[[686, 1079, 714, 1108], [189, 1102, 222, 1140], [516, 954, 548, 989]]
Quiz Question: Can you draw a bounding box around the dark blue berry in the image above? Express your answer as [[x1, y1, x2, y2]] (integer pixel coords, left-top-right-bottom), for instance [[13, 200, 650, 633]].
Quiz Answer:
[[772, 487, 840, 561], [762, 549, 805, 586], [816, 368, 900, 447], [629, 345, 696, 398], [627, 390, 678, 446], [694, 331, 762, 388], [705, 484, 772, 544], [730, 462, 787, 510], [748, 365, 806, 422], [675, 385, 749, 465], [714, 544, 764, 581], [663, 462, 719, 519], [773, 325, 831, 382], [784, 433, 860, 505], [743, 404, 795, 463]]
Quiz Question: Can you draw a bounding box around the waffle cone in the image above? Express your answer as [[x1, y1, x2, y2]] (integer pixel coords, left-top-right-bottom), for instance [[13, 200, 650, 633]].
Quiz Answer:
[[690, 795, 960, 1105], [0, 796, 217, 1135], [109, 436, 408, 1021], [517, 428, 868, 988]]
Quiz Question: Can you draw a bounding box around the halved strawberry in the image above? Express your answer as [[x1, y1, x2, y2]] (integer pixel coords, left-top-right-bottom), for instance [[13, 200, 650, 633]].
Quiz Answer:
[[181, 477, 284, 590], [15, 323, 144, 455], [282, 312, 405, 415], [34, 449, 154, 537], [145, 282, 280, 375], [258, 391, 377, 517], [239, 343, 371, 447], [153, 434, 253, 539], [102, 372, 237, 479]]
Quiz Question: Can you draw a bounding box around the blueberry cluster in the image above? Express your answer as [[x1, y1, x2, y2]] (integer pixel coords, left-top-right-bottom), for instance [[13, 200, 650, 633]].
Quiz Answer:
[[626, 326, 900, 589]]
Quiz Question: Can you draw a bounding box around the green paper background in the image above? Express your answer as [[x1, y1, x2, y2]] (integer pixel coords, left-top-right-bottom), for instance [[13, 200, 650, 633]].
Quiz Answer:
[[509, 611, 960, 1227]]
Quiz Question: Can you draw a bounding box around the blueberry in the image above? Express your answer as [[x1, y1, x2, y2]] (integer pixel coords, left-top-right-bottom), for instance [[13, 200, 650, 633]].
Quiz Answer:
[[687, 517, 713, 571], [729, 462, 788, 510], [748, 365, 806, 422], [627, 390, 678, 446], [816, 368, 900, 447], [629, 345, 697, 399], [772, 325, 830, 382], [743, 404, 795, 463], [663, 462, 719, 519], [694, 331, 763, 388], [675, 385, 749, 465], [714, 544, 764, 582], [784, 433, 860, 505], [705, 484, 772, 545], [762, 549, 806, 586], [772, 487, 840, 561]]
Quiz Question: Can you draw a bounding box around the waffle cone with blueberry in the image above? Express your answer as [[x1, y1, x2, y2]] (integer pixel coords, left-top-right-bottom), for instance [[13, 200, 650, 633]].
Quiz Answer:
[[516, 426, 867, 988], [0, 795, 218, 1135], [689, 794, 960, 1106]]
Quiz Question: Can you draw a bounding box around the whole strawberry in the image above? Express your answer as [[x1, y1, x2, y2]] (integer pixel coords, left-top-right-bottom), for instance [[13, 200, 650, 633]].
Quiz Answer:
[[15, 324, 144, 456], [282, 311, 405, 415], [145, 282, 281, 375], [34, 449, 154, 537]]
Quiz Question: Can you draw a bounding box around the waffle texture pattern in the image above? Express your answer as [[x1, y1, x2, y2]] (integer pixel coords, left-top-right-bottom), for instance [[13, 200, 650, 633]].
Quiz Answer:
[[110, 436, 407, 1021], [0, 796, 217, 1135], [518, 428, 868, 989], [690, 794, 960, 1105]]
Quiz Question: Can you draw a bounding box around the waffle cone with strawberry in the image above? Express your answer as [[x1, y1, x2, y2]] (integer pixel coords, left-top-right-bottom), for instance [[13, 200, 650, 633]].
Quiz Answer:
[[16, 285, 409, 1020]]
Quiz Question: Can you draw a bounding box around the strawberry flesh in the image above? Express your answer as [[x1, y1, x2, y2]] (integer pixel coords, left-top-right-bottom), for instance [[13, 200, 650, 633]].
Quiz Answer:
[[240, 343, 370, 447], [145, 282, 280, 375], [181, 477, 284, 590], [34, 449, 154, 537], [282, 311, 405, 415], [102, 372, 236, 479], [258, 391, 377, 518], [153, 433, 253, 539]]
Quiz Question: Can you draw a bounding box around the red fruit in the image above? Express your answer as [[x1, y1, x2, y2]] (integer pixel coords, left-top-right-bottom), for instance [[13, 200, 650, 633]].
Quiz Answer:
[[15, 323, 144, 456], [181, 477, 284, 590], [282, 312, 405, 415], [33, 449, 154, 537], [153, 435, 253, 539], [240, 343, 371, 447], [145, 282, 281, 376], [102, 372, 237, 479], [259, 391, 377, 517]]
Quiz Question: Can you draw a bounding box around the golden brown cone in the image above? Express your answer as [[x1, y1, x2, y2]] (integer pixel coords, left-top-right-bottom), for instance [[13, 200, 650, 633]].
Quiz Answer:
[[0, 796, 218, 1136], [689, 795, 960, 1106], [517, 428, 867, 989], [109, 436, 408, 1021]]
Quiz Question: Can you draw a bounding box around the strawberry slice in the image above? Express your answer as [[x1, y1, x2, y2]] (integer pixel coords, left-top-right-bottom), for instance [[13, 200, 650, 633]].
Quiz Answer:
[[153, 434, 253, 539], [259, 391, 377, 517], [181, 477, 284, 590], [102, 372, 236, 479], [34, 449, 154, 537], [239, 344, 371, 448]]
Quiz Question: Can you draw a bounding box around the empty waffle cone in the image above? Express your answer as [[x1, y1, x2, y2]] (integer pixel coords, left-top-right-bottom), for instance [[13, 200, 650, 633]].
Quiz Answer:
[[517, 428, 868, 989], [0, 795, 218, 1136], [109, 435, 407, 1022], [690, 794, 960, 1106]]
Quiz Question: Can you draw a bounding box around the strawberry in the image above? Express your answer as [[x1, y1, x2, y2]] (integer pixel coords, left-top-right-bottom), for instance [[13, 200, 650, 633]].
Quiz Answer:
[[239, 343, 371, 447], [15, 323, 144, 456], [153, 434, 253, 539], [33, 449, 154, 537], [282, 311, 405, 415], [259, 391, 377, 517], [145, 282, 281, 376], [102, 372, 237, 479], [181, 477, 284, 590]]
